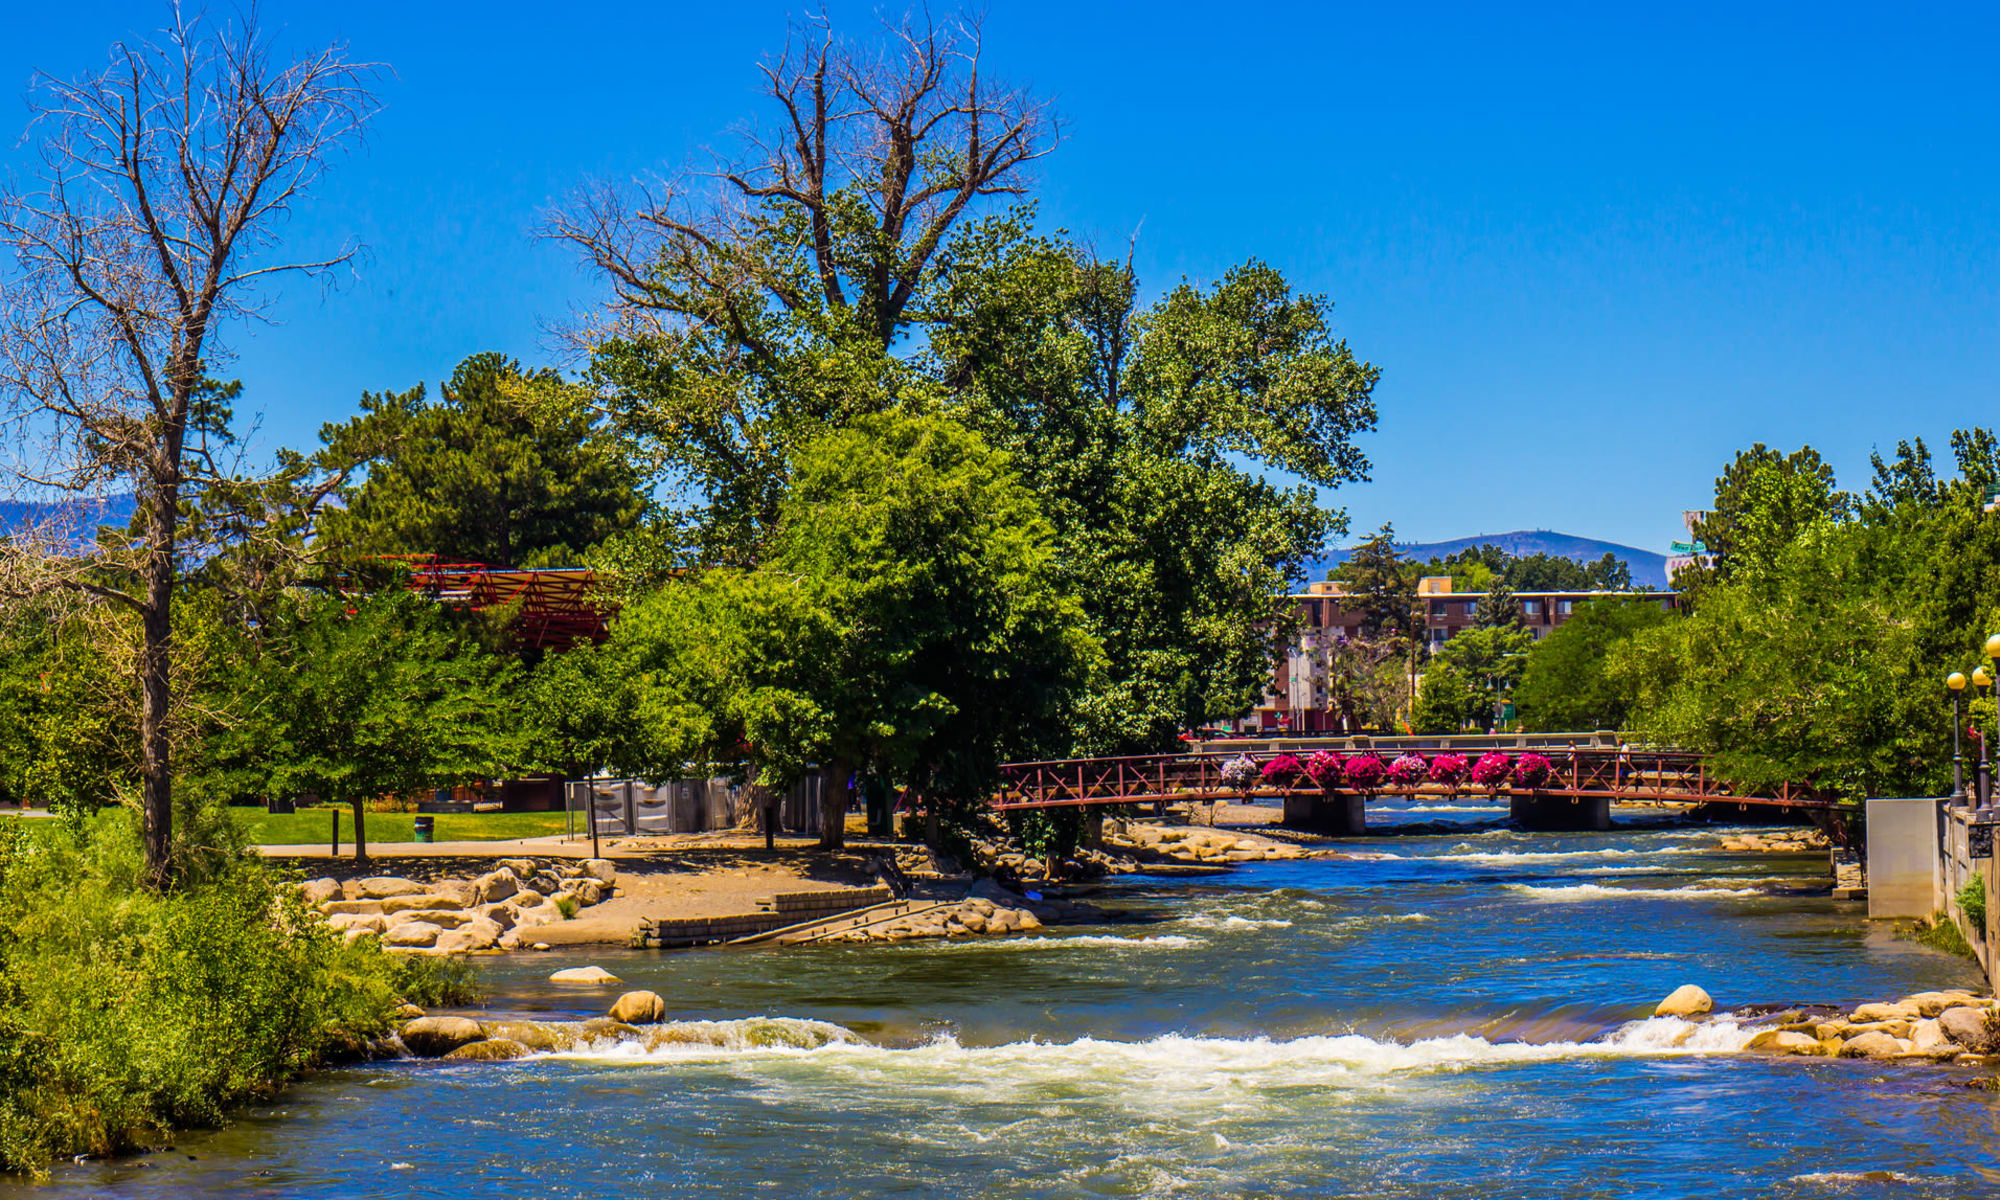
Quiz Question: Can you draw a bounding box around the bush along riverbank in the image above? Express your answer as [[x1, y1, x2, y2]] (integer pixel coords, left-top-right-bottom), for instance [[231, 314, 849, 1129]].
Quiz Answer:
[[0, 816, 467, 1178]]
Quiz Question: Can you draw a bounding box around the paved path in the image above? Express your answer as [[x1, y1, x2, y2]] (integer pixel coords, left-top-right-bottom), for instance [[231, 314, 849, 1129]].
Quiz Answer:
[[255, 833, 840, 861]]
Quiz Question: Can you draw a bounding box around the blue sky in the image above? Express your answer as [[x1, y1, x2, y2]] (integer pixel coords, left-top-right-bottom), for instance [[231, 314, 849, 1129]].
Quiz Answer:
[[4, 1, 1996, 553]]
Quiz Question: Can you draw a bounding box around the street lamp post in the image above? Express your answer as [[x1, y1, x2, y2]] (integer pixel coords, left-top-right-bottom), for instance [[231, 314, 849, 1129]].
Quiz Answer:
[[1976, 666, 1994, 810], [1985, 635, 2000, 812], [1950, 671, 1969, 805]]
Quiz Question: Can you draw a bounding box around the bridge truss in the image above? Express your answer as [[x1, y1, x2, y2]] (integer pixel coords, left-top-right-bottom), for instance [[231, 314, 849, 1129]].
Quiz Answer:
[[994, 748, 1836, 813]]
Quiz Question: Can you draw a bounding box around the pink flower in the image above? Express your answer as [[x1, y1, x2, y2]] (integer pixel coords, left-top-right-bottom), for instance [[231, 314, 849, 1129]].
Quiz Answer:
[[1260, 753, 1305, 783], [1344, 754, 1388, 787], [1428, 753, 1470, 783], [1471, 752, 1513, 787], [1305, 750, 1344, 787], [1515, 753, 1555, 788], [1387, 753, 1429, 784]]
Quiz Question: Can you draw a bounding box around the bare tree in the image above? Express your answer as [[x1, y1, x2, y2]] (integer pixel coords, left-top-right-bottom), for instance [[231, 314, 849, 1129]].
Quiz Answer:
[[0, 8, 378, 885], [548, 8, 1058, 353]]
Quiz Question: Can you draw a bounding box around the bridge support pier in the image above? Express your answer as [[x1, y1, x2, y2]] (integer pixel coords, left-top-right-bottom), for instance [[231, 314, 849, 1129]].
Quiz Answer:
[[1510, 794, 1612, 832], [1281, 792, 1367, 836]]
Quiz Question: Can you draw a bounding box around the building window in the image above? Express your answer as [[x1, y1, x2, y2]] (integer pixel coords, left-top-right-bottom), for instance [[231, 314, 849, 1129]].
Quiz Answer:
[[1522, 600, 1542, 616], [1557, 599, 1573, 615]]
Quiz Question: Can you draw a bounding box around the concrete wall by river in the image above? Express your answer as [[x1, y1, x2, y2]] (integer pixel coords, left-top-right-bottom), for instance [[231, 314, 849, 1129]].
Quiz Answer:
[[1869, 797, 2000, 989]]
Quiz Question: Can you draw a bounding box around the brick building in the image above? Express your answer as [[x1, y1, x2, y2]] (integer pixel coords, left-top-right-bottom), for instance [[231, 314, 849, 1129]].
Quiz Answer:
[[1248, 577, 1677, 734]]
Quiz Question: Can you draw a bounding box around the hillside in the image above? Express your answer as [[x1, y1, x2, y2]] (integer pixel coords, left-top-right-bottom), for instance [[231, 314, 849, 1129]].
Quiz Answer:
[[0, 495, 137, 547], [1314, 529, 1670, 588]]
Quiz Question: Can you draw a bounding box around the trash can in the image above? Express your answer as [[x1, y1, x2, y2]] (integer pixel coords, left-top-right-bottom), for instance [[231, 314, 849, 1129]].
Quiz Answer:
[[412, 815, 435, 844]]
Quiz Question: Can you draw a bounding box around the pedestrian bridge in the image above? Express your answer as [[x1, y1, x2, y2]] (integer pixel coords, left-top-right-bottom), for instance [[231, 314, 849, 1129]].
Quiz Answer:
[[993, 746, 1836, 835]]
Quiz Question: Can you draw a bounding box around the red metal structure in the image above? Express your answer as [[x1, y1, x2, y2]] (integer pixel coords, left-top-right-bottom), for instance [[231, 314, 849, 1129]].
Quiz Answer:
[[994, 748, 1836, 812], [393, 556, 614, 648]]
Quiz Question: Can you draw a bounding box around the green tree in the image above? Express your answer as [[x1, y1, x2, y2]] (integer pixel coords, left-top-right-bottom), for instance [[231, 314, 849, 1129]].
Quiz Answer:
[[1611, 536, 1921, 799], [1411, 666, 1480, 735], [1473, 579, 1524, 629], [1344, 525, 1421, 642], [1500, 551, 1633, 591], [0, 14, 377, 885], [1515, 598, 1673, 731], [0, 606, 128, 816], [316, 353, 644, 568], [1682, 444, 1845, 591], [1432, 624, 1535, 731], [618, 412, 1099, 848], [247, 592, 520, 859], [553, 17, 1378, 753], [518, 640, 640, 790]]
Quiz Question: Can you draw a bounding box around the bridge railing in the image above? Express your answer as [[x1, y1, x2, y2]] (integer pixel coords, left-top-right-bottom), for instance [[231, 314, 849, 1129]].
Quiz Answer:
[[995, 747, 1834, 811]]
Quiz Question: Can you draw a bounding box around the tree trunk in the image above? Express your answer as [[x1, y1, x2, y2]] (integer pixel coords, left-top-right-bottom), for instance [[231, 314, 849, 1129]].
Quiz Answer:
[[818, 759, 854, 850], [137, 476, 179, 888], [350, 797, 369, 861]]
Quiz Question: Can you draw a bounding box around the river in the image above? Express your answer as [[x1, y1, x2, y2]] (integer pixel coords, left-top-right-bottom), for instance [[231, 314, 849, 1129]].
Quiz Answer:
[[22, 802, 2000, 1199]]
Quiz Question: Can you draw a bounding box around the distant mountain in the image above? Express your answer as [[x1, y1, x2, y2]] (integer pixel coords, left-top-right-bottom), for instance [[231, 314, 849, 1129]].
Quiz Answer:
[[0, 495, 137, 547], [1314, 529, 1670, 589]]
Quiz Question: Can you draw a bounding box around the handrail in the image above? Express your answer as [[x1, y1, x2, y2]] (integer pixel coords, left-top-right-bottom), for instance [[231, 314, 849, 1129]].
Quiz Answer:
[[994, 745, 1835, 812]]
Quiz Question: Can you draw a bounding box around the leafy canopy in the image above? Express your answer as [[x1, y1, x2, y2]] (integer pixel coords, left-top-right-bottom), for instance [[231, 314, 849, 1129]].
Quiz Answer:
[[316, 353, 644, 569]]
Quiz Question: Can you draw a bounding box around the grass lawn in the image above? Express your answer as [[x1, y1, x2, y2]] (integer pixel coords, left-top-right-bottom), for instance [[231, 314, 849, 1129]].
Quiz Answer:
[[228, 807, 573, 845]]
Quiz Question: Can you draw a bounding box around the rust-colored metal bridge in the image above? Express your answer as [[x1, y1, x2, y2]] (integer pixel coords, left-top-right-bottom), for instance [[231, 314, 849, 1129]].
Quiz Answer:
[[994, 747, 1838, 835]]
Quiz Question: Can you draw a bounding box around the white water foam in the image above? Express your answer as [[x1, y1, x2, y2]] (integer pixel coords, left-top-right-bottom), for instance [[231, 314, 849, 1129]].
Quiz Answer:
[[1179, 914, 1295, 931], [1785, 1170, 1930, 1188], [1333, 912, 1434, 929], [1505, 883, 1762, 901], [1435, 846, 1700, 865], [547, 1015, 1761, 1081], [919, 934, 1207, 953]]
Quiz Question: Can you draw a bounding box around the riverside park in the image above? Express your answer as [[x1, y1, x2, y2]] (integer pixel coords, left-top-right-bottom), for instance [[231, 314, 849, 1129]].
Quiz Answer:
[[3, 3, 2000, 1198]]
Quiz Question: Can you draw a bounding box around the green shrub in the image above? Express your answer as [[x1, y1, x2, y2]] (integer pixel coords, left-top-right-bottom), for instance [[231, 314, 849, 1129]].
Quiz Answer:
[[0, 814, 438, 1177], [554, 894, 579, 920], [1959, 877, 1988, 934], [1902, 911, 1975, 959], [390, 953, 483, 1008]]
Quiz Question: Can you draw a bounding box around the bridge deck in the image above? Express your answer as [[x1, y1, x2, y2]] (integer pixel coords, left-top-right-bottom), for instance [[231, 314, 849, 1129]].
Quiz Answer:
[[994, 748, 1833, 812]]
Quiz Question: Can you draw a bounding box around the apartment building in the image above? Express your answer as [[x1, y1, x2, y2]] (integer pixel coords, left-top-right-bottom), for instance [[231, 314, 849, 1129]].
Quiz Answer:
[[1247, 577, 1677, 733]]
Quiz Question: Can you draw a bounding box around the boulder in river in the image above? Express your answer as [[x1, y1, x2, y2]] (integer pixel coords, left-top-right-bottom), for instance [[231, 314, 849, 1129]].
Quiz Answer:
[[443, 1038, 529, 1062], [1851, 1001, 1919, 1023], [1654, 985, 1713, 1018], [1938, 1005, 1997, 1052], [1745, 1030, 1820, 1055], [481, 1020, 573, 1052], [1839, 1031, 1906, 1059], [1908, 990, 1983, 1018], [550, 965, 621, 985], [436, 915, 506, 954], [609, 990, 667, 1024], [1908, 1019, 1955, 1055], [400, 1015, 485, 1057]]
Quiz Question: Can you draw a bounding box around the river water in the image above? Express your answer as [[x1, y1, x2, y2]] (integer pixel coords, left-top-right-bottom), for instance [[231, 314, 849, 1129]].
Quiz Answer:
[[26, 803, 2000, 1199]]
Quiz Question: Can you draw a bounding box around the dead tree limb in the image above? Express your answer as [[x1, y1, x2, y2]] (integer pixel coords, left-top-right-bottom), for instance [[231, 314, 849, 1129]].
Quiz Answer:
[[0, 7, 379, 886]]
